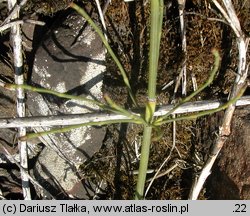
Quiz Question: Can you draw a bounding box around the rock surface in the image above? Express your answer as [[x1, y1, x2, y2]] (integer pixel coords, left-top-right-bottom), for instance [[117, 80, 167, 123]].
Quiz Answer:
[[27, 11, 106, 166], [204, 108, 250, 199], [33, 147, 100, 199], [26, 11, 106, 198]]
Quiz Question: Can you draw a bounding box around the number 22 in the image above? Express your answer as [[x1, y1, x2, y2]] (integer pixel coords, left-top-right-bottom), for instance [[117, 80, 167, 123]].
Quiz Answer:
[[234, 204, 246, 212]]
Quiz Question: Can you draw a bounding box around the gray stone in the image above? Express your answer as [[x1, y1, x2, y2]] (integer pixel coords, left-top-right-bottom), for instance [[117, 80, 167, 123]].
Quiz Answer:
[[33, 146, 97, 199], [27, 12, 106, 166]]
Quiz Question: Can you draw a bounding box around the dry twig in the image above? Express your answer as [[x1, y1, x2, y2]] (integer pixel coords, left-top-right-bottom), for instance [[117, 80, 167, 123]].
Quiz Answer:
[[0, 96, 250, 128], [95, 0, 108, 40], [0, 19, 45, 33], [189, 0, 249, 200], [7, 0, 31, 200], [1, 0, 28, 26], [177, 0, 187, 96]]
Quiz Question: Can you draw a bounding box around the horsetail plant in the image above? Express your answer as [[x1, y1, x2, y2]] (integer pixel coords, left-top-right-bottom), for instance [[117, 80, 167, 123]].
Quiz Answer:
[[2, 1, 247, 200], [135, 0, 164, 200]]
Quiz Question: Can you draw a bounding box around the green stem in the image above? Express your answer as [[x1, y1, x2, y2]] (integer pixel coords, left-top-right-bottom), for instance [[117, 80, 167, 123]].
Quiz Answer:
[[154, 82, 247, 126], [6, 83, 105, 107], [135, 125, 152, 200], [145, 0, 164, 123], [104, 94, 146, 124], [135, 0, 164, 200], [147, 0, 163, 101], [6, 83, 145, 123], [20, 118, 142, 141], [70, 2, 137, 107]]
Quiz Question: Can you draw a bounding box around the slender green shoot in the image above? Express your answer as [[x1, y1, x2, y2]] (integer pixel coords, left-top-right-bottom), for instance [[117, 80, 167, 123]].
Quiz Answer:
[[135, 0, 164, 200], [154, 82, 247, 126], [6, 83, 124, 114], [3, 2, 242, 201], [104, 94, 146, 124], [155, 49, 221, 124], [70, 2, 138, 107], [5, 83, 104, 107], [135, 125, 152, 200], [145, 0, 164, 123], [17, 81, 246, 146], [20, 118, 142, 141]]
